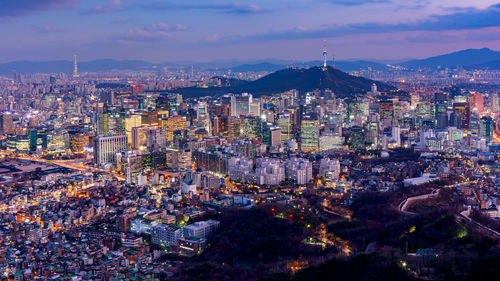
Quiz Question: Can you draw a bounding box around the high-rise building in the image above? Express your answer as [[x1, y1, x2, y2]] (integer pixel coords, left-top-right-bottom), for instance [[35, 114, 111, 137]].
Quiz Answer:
[[435, 102, 448, 129], [231, 93, 252, 116], [490, 93, 500, 113], [69, 133, 91, 153], [165, 148, 192, 171], [96, 110, 123, 136], [277, 113, 292, 142], [212, 103, 231, 117], [262, 125, 281, 147], [0, 113, 13, 133], [146, 128, 167, 149], [132, 126, 157, 149], [480, 116, 494, 142], [348, 126, 365, 150], [94, 135, 128, 165], [241, 115, 261, 139], [228, 117, 242, 140], [469, 112, 480, 136], [124, 114, 142, 144], [468, 92, 484, 113], [453, 102, 470, 129], [163, 116, 187, 142], [141, 111, 159, 126], [72, 55, 79, 78], [392, 126, 401, 146], [300, 119, 319, 151], [379, 100, 393, 121], [211, 115, 228, 136]]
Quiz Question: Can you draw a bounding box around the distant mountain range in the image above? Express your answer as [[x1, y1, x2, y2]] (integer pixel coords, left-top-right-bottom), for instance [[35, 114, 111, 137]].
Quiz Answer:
[[0, 48, 498, 75], [0, 59, 157, 75], [171, 66, 401, 99], [400, 48, 500, 70], [0, 58, 392, 75]]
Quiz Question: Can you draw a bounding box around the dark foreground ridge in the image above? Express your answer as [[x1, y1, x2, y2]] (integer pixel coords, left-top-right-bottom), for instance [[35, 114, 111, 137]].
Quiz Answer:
[[170, 66, 401, 98]]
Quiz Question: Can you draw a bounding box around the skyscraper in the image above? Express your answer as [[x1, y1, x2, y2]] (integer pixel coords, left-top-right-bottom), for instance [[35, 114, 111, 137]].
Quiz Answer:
[[453, 102, 470, 129], [241, 115, 261, 139], [301, 119, 319, 151], [0, 113, 13, 133], [94, 135, 128, 165], [277, 113, 292, 142], [73, 55, 79, 78], [231, 93, 253, 117], [468, 92, 484, 113], [163, 116, 187, 142], [480, 116, 494, 142], [132, 126, 157, 149]]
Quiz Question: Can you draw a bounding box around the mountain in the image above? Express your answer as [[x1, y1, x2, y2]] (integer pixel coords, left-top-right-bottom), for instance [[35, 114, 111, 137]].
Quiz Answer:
[[172, 66, 400, 98], [400, 48, 500, 69], [0, 58, 390, 75], [334, 60, 391, 71], [224, 60, 391, 73], [0, 60, 72, 75], [0, 59, 158, 75], [227, 63, 285, 72]]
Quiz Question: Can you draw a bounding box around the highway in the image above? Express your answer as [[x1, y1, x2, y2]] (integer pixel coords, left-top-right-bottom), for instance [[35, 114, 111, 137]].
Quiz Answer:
[[0, 151, 125, 180]]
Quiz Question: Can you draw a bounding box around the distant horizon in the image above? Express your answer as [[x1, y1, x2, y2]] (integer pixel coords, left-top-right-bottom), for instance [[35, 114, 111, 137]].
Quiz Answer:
[[0, 47, 498, 65]]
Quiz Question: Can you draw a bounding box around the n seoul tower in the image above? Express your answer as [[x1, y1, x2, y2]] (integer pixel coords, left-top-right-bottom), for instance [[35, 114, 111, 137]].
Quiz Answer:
[[322, 40, 327, 70]]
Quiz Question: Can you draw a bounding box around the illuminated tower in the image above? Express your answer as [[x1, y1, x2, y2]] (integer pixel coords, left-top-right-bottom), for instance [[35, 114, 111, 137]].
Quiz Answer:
[[322, 40, 327, 69], [332, 54, 335, 69], [73, 55, 79, 78]]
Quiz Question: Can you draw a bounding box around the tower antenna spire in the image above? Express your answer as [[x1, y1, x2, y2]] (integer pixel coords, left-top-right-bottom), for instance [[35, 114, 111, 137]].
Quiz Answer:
[[322, 40, 327, 69]]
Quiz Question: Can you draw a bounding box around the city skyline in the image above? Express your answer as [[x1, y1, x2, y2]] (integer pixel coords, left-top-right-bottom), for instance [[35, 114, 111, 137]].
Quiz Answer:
[[1, 1, 500, 280], [0, 0, 499, 62]]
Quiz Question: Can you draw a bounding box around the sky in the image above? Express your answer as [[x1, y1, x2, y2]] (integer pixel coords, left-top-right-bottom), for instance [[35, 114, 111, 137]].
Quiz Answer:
[[0, 0, 499, 62]]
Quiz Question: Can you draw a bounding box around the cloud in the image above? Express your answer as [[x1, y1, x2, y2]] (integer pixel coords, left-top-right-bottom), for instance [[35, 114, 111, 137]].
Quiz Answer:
[[0, 0, 79, 17], [81, 0, 126, 15], [205, 33, 221, 42], [110, 18, 138, 24], [33, 25, 67, 33], [218, 3, 500, 43], [464, 27, 500, 42], [144, 22, 188, 32], [326, 0, 392, 6], [118, 22, 188, 42], [0, 17, 18, 23], [142, 1, 266, 15]]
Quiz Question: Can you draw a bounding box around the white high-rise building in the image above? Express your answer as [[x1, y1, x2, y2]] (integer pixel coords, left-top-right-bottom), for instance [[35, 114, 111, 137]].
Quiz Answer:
[[231, 93, 252, 116], [392, 126, 401, 147], [94, 135, 128, 165]]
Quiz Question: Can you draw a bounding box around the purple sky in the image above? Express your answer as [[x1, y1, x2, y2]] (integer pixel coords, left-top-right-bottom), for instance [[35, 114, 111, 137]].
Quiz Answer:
[[0, 0, 499, 62]]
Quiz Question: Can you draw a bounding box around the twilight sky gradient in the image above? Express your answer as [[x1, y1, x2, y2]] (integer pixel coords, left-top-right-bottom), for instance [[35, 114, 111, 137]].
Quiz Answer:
[[0, 0, 499, 62]]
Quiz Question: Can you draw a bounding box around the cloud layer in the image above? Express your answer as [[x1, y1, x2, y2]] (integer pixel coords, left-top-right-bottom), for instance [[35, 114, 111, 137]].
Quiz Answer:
[[0, 0, 499, 61], [0, 0, 79, 17]]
